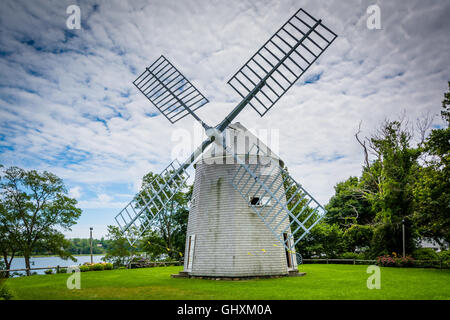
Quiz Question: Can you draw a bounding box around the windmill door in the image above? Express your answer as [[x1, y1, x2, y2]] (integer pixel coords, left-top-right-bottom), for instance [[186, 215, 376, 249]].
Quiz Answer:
[[283, 233, 298, 270], [186, 234, 196, 271]]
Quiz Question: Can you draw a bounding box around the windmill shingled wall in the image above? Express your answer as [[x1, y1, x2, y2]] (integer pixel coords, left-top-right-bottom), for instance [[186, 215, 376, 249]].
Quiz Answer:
[[184, 161, 293, 277]]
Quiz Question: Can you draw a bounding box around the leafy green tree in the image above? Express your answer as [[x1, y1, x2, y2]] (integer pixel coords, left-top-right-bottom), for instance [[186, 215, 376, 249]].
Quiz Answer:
[[343, 224, 374, 253], [370, 219, 416, 257], [103, 225, 138, 267], [67, 238, 109, 254], [0, 166, 81, 275], [297, 222, 346, 258], [282, 168, 318, 224], [141, 230, 168, 260], [319, 84, 449, 258], [0, 202, 19, 278], [355, 119, 422, 256], [412, 82, 450, 244], [137, 171, 191, 260], [325, 176, 374, 228]]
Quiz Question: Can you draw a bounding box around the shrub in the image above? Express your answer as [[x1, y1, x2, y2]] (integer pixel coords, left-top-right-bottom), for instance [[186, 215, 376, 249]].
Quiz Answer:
[[412, 248, 439, 260], [79, 265, 90, 272], [340, 252, 366, 259], [104, 263, 113, 270], [92, 263, 104, 271], [56, 268, 67, 274], [438, 249, 450, 262], [377, 255, 397, 267], [377, 253, 415, 267], [0, 285, 14, 300], [340, 252, 358, 259], [79, 263, 112, 272], [0, 271, 14, 300], [44, 269, 53, 275], [395, 256, 414, 267]]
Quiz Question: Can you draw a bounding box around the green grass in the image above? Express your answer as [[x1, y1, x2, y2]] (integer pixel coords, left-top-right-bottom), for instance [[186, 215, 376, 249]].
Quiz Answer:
[[4, 264, 450, 300]]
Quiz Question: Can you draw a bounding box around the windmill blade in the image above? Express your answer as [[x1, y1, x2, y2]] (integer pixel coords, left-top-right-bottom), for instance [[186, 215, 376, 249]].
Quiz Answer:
[[134, 55, 209, 126], [227, 8, 337, 117], [224, 142, 326, 251], [114, 159, 190, 245]]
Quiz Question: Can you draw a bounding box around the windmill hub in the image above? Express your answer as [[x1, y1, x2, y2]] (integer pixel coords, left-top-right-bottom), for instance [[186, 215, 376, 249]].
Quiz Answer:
[[205, 127, 222, 145]]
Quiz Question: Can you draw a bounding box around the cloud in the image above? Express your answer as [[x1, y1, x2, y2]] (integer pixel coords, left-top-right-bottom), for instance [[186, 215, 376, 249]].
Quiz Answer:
[[68, 186, 82, 199], [0, 0, 449, 237]]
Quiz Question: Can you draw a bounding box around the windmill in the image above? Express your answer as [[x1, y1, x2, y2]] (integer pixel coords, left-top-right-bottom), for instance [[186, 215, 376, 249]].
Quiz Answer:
[[114, 8, 337, 278]]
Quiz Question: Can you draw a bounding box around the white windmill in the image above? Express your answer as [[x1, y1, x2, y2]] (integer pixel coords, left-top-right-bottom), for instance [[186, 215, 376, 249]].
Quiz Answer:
[[114, 8, 337, 278]]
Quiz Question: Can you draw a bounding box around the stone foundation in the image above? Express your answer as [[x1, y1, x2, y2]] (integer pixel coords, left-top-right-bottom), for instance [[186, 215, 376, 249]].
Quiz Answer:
[[171, 271, 306, 280]]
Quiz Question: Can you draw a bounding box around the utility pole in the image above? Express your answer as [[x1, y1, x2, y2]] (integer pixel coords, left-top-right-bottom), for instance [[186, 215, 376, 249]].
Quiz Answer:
[[402, 220, 405, 258], [90, 227, 93, 264]]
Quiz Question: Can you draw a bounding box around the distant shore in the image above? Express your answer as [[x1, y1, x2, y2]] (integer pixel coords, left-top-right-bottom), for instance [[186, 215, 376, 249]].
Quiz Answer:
[[9, 253, 105, 258]]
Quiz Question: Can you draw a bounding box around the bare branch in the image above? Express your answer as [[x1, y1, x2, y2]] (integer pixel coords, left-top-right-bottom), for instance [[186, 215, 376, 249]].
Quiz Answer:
[[355, 121, 370, 169], [416, 111, 434, 146]]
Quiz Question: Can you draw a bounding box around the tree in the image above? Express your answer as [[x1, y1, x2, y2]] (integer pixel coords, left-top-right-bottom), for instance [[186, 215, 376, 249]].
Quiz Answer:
[[0, 201, 20, 278], [354, 118, 422, 256], [343, 224, 374, 253], [412, 82, 450, 244], [297, 222, 346, 258], [103, 225, 138, 267], [0, 166, 81, 275], [325, 176, 373, 228], [320, 84, 449, 258], [137, 171, 191, 260]]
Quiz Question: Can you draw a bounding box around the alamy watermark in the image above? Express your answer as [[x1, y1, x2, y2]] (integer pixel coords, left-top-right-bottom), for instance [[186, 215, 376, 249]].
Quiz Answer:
[[171, 123, 281, 166], [66, 5, 81, 30], [66, 265, 81, 289], [366, 265, 381, 289], [366, 4, 381, 30]]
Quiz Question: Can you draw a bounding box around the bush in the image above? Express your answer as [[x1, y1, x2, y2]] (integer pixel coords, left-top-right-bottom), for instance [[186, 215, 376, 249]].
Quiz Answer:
[[377, 253, 415, 267], [438, 249, 450, 262], [340, 252, 362, 259], [377, 255, 396, 267], [79, 263, 111, 272], [412, 248, 439, 260], [395, 256, 414, 267], [56, 268, 67, 274], [79, 265, 90, 272], [0, 270, 14, 300], [0, 285, 14, 300], [104, 263, 113, 270], [44, 269, 53, 275], [92, 263, 104, 271]]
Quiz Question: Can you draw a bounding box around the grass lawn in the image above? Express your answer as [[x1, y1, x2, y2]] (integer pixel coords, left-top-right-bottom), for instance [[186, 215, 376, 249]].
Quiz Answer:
[[4, 264, 449, 300]]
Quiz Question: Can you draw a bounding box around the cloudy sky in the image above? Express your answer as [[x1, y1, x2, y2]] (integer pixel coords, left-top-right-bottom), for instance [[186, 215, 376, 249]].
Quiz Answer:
[[1, 0, 449, 238]]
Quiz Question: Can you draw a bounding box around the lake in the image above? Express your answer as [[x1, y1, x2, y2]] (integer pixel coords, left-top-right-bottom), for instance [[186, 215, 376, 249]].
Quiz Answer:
[[7, 255, 105, 276]]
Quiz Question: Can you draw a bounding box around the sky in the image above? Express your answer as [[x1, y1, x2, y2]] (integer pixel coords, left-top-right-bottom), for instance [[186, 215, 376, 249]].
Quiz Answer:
[[0, 0, 449, 239]]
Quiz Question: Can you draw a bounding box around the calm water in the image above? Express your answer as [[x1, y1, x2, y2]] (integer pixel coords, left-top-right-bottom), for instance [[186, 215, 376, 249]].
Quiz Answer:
[[8, 255, 105, 276]]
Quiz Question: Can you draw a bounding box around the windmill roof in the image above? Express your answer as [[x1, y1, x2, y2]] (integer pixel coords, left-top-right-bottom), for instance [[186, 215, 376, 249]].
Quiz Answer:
[[194, 122, 284, 167]]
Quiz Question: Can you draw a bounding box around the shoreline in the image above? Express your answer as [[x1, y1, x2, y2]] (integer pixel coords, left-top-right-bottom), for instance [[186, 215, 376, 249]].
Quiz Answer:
[[8, 254, 105, 258]]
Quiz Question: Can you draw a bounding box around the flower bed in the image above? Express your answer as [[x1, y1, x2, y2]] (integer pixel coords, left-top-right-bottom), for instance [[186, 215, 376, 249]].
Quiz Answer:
[[377, 253, 414, 267]]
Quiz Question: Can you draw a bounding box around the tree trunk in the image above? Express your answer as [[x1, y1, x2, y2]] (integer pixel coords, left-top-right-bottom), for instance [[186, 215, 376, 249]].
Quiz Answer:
[[24, 252, 31, 276], [2, 253, 11, 278]]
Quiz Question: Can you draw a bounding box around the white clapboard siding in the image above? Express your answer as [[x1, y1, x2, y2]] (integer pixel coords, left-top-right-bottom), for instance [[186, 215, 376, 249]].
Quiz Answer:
[[183, 123, 293, 277]]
